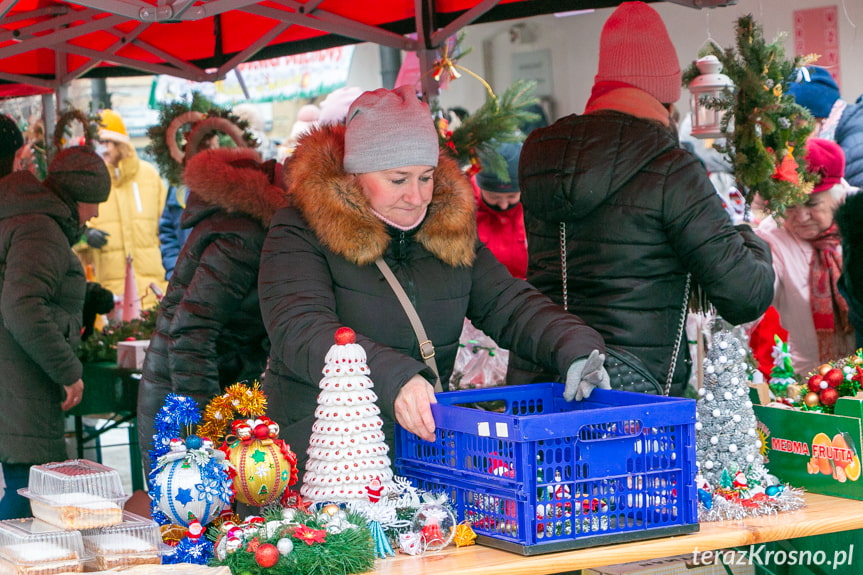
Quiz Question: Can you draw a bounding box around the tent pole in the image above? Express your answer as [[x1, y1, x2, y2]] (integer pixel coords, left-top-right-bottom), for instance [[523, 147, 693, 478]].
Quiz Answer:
[[42, 91, 56, 162]]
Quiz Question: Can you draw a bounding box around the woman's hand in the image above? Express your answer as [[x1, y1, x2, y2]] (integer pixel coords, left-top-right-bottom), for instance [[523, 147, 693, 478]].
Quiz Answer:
[[62, 379, 84, 411], [394, 375, 437, 442]]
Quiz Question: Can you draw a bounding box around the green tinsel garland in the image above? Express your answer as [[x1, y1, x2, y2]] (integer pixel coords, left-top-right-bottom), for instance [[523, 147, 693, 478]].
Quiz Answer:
[[146, 93, 257, 186], [209, 508, 376, 575], [682, 15, 817, 218]]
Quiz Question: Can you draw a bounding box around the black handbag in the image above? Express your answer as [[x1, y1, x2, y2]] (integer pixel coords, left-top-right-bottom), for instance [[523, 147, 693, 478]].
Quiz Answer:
[[603, 346, 664, 395], [559, 221, 691, 396]]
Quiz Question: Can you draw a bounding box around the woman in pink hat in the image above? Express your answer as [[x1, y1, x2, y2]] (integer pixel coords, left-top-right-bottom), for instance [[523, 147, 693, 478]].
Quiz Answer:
[[756, 138, 858, 374]]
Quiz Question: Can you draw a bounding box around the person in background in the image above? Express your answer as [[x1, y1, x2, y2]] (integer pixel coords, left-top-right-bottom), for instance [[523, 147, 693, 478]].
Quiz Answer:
[[233, 104, 277, 161], [158, 131, 220, 280], [259, 86, 610, 480], [0, 147, 111, 519], [138, 148, 287, 467], [836, 189, 863, 350], [317, 86, 363, 126], [76, 109, 168, 310], [0, 115, 23, 176], [756, 138, 857, 375], [511, 1, 774, 395], [788, 66, 863, 188], [138, 146, 287, 469], [473, 141, 527, 279], [278, 104, 320, 161]]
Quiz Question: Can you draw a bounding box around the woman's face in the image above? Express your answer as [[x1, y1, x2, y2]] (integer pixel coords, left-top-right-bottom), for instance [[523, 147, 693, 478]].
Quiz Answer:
[[357, 165, 435, 228], [77, 202, 100, 224], [783, 190, 837, 241]]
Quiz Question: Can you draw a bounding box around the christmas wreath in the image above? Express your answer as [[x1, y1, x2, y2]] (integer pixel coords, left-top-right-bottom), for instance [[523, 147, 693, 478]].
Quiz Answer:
[[146, 94, 257, 186], [52, 108, 100, 152], [682, 15, 817, 218]]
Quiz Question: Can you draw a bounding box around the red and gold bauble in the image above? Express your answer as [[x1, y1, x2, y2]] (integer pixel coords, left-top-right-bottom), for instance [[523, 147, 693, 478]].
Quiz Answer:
[[226, 437, 293, 507]]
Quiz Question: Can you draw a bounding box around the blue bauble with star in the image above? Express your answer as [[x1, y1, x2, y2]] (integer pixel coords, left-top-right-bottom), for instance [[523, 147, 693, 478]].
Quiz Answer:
[[150, 456, 231, 527]]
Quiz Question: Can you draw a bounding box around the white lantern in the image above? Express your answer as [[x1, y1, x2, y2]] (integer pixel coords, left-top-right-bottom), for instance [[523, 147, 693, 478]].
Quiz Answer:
[[689, 55, 734, 139]]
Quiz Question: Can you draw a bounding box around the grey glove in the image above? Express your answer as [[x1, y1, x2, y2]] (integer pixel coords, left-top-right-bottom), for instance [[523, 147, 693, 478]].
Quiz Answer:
[[564, 349, 611, 401], [84, 228, 109, 249]]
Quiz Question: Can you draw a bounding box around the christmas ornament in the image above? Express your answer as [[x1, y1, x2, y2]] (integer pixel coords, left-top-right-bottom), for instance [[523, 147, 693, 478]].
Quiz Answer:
[[411, 503, 456, 552], [302, 327, 395, 502], [688, 55, 734, 139], [453, 521, 477, 547], [225, 426, 294, 507], [819, 387, 839, 406], [254, 543, 280, 568], [276, 538, 294, 556], [804, 391, 821, 407]]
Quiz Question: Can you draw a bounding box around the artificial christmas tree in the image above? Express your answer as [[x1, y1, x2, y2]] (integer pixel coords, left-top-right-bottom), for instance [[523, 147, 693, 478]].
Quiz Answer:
[[696, 328, 804, 520], [301, 327, 395, 502]]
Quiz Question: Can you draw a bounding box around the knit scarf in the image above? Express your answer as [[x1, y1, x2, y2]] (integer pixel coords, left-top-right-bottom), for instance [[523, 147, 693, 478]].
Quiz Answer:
[[809, 223, 851, 361]]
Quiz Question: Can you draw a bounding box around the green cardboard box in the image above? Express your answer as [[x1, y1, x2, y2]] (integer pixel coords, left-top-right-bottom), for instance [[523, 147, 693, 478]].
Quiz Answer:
[[753, 396, 863, 499]]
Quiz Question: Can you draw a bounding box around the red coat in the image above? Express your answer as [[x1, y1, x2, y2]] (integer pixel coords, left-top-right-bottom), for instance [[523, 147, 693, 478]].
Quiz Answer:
[[473, 183, 527, 279]]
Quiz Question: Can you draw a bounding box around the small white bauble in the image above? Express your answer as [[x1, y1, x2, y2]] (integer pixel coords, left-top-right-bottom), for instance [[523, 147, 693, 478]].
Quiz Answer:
[[277, 538, 294, 556], [719, 341, 728, 349], [733, 414, 741, 423], [731, 377, 739, 385], [706, 392, 715, 401], [746, 454, 755, 463], [710, 436, 719, 445], [712, 409, 721, 418], [728, 444, 738, 453], [695, 422, 703, 431], [705, 461, 714, 470], [724, 392, 733, 400]]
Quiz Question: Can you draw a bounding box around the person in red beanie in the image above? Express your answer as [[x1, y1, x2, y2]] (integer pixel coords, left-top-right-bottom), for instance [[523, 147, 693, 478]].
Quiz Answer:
[[756, 138, 858, 375], [510, 1, 775, 395]]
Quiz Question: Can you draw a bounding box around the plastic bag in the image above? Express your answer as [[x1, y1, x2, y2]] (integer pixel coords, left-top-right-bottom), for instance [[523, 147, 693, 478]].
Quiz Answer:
[[449, 319, 509, 389]]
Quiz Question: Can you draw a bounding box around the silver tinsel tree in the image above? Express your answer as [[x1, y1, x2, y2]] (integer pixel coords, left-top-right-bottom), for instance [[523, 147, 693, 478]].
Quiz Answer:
[[696, 329, 765, 486]]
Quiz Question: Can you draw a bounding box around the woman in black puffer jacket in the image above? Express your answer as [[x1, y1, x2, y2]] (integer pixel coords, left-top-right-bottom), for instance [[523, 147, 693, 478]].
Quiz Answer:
[[508, 2, 775, 396], [137, 148, 287, 467]]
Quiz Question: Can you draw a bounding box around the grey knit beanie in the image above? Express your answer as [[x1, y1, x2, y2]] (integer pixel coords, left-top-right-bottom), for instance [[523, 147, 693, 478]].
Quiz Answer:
[[47, 146, 111, 203], [343, 86, 439, 174]]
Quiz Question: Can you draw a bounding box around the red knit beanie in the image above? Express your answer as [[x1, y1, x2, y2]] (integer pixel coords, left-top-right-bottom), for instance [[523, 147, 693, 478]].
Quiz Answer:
[[805, 138, 845, 194], [595, 1, 681, 104]]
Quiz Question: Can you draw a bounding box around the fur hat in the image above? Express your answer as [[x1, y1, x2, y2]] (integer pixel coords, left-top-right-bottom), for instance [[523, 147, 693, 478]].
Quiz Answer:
[[343, 86, 439, 174], [788, 66, 841, 119], [595, 1, 681, 104], [318, 86, 364, 126], [805, 138, 845, 194], [46, 146, 111, 203], [476, 142, 522, 194], [98, 109, 130, 144]]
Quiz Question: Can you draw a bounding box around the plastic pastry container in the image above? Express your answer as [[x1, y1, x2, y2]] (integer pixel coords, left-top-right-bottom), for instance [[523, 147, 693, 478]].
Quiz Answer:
[[0, 518, 89, 575], [19, 460, 128, 529], [81, 512, 166, 571]]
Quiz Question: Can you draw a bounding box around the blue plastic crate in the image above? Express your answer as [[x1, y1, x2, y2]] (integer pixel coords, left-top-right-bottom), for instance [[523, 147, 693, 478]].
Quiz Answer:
[[395, 383, 699, 555]]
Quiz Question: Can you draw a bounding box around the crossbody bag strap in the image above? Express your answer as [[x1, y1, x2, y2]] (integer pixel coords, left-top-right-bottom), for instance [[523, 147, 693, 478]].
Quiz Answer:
[[559, 221, 690, 396], [375, 258, 443, 393]]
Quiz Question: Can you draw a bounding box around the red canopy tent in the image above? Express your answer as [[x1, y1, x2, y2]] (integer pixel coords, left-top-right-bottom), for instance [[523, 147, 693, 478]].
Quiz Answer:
[[0, 0, 734, 99]]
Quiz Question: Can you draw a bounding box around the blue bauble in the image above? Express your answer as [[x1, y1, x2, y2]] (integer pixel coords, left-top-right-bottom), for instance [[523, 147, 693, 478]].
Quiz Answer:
[[185, 435, 203, 450], [151, 458, 228, 526]]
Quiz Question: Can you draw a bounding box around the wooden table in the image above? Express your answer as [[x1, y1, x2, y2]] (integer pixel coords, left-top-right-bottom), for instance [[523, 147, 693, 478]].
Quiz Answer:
[[372, 493, 862, 575]]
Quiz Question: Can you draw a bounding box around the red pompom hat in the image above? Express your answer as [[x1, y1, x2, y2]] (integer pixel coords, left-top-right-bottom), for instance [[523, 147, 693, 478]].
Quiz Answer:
[[595, 1, 681, 104]]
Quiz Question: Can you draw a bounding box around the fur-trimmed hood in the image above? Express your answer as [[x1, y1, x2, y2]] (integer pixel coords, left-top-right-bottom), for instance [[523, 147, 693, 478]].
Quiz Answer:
[[286, 124, 477, 267], [182, 147, 288, 228]]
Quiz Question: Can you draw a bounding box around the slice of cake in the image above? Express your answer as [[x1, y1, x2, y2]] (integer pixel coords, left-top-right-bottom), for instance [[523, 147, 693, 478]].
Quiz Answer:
[[0, 542, 81, 575], [29, 493, 123, 529], [85, 534, 160, 570]]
